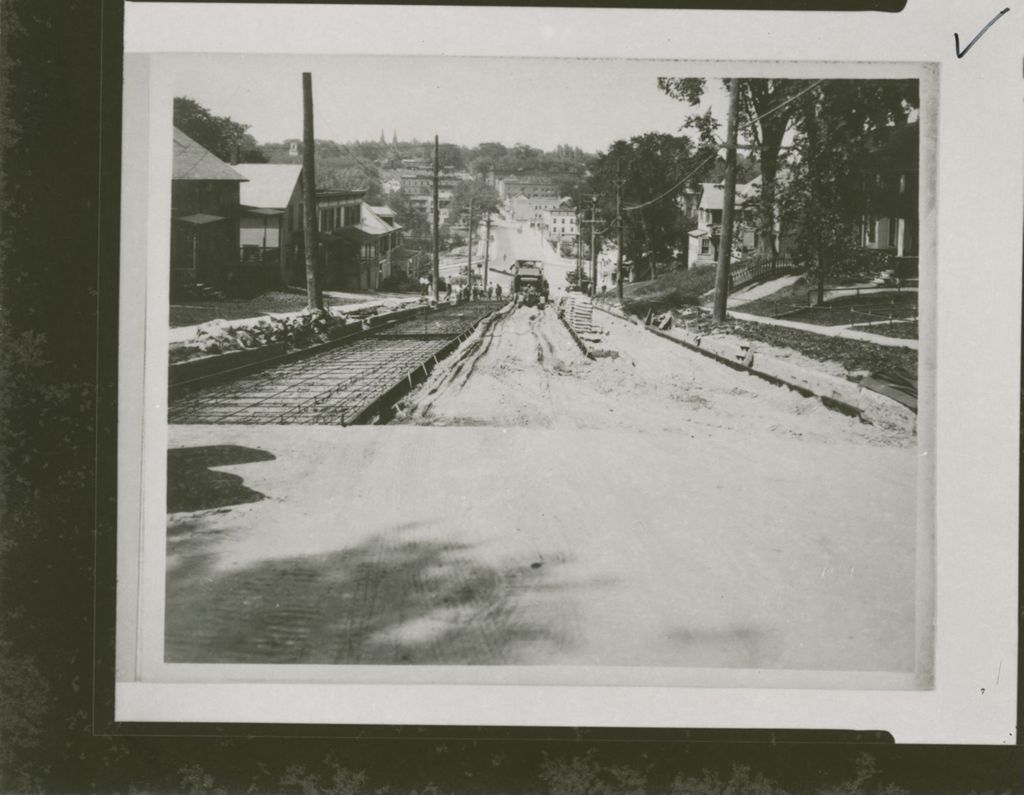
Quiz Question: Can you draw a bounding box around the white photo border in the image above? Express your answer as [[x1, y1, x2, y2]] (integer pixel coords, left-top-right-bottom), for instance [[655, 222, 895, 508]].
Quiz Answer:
[[116, 2, 1019, 744]]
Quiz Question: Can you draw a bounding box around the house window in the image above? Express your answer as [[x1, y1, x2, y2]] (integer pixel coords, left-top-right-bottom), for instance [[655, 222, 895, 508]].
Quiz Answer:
[[899, 174, 907, 194], [888, 217, 898, 247], [700, 237, 711, 255], [866, 217, 876, 244]]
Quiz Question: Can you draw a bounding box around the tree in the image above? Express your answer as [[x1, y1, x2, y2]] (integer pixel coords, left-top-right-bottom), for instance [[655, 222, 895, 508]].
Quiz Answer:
[[386, 189, 431, 239], [173, 96, 266, 163], [587, 132, 715, 279], [658, 77, 810, 256], [467, 141, 509, 175], [319, 163, 385, 204], [445, 178, 501, 235], [780, 79, 918, 304]]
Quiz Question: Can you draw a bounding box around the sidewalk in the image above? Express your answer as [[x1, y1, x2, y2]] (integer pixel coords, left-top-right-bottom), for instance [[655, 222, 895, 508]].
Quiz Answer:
[[727, 309, 918, 350]]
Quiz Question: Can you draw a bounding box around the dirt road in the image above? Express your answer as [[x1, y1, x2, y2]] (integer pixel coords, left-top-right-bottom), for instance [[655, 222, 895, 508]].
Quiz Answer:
[[165, 304, 917, 676], [401, 302, 904, 447]]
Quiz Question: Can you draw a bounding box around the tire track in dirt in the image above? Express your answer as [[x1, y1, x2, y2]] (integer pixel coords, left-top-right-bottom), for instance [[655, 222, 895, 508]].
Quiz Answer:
[[411, 304, 515, 420]]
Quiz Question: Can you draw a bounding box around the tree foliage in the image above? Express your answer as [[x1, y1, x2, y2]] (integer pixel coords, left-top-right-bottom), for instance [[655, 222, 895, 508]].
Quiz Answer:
[[780, 79, 918, 302], [386, 188, 431, 239], [173, 96, 267, 163], [587, 132, 715, 277], [445, 178, 501, 233], [658, 77, 811, 255]]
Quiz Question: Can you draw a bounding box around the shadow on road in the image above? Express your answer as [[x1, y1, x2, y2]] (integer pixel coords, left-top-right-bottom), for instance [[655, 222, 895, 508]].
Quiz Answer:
[[165, 524, 564, 665], [167, 444, 276, 513]]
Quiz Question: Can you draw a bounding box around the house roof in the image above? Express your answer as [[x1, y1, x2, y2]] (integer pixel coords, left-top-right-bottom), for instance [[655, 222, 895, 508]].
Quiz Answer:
[[172, 128, 248, 182], [369, 205, 397, 220], [234, 163, 302, 210], [359, 203, 402, 235], [697, 180, 760, 211], [328, 203, 402, 244]]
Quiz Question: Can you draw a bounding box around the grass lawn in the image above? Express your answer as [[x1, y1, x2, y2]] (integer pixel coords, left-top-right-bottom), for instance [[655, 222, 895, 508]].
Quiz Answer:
[[733, 276, 813, 317], [170, 290, 362, 328], [741, 285, 917, 323], [711, 319, 918, 374], [603, 265, 718, 316], [852, 320, 918, 340]]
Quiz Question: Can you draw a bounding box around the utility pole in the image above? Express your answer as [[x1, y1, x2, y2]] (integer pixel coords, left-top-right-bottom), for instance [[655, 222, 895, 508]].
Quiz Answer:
[[432, 134, 440, 302], [615, 159, 625, 300], [483, 211, 491, 291], [301, 72, 323, 311], [713, 77, 740, 323], [466, 196, 474, 296], [589, 202, 598, 298], [575, 208, 583, 287]]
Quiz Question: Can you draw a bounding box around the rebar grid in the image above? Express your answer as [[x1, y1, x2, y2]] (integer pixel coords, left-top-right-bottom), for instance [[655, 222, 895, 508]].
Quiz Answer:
[[169, 302, 503, 426]]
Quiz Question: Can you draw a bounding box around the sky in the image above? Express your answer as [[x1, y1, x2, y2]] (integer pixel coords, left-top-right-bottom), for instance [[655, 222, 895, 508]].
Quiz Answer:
[[170, 54, 734, 153]]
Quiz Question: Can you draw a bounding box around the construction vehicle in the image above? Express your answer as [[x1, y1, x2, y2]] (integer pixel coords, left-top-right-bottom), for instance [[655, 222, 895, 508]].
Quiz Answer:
[[511, 260, 549, 308]]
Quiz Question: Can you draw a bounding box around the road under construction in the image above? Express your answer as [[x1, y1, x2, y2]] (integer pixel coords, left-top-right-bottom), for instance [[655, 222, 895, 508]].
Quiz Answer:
[[168, 301, 506, 426], [165, 300, 917, 672]]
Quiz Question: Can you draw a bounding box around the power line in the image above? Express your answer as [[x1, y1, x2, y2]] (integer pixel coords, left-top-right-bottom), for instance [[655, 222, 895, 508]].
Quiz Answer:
[[742, 79, 825, 130], [620, 81, 825, 214], [621, 150, 718, 212]]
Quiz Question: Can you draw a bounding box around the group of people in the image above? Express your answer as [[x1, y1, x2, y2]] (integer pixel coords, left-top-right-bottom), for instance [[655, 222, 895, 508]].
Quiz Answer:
[[442, 283, 503, 303]]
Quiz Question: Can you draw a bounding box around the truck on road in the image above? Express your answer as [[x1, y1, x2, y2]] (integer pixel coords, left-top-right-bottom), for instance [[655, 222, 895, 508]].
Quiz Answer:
[[511, 260, 549, 308]]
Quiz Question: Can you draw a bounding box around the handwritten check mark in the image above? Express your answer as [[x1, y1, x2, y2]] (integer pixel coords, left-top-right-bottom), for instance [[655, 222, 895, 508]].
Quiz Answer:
[[954, 8, 1010, 58]]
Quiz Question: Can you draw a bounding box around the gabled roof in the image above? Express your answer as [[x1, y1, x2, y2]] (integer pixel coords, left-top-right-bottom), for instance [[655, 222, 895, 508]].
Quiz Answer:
[[234, 163, 302, 210], [359, 203, 402, 235], [172, 128, 248, 182], [697, 180, 761, 211], [369, 205, 397, 221]]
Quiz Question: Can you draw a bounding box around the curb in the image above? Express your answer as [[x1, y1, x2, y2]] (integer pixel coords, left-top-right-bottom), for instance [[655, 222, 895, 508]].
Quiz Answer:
[[168, 343, 289, 386], [355, 302, 510, 423], [558, 312, 596, 360], [594, 304, 916, 433]]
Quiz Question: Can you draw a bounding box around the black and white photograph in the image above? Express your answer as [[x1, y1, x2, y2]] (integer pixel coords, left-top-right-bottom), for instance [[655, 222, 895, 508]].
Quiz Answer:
[[107, 2, 1019, 743], [6, 2, 1024, 791], [154, 55, 930, 678]]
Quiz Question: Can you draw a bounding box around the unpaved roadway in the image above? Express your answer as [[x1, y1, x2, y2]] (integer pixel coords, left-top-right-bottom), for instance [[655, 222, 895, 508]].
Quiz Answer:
[[166, 303, 917, 675]]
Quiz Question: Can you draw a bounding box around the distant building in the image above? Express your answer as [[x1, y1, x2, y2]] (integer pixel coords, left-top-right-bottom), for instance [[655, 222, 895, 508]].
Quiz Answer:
[[408, 190, 453, 225], [308, 192, 404, 291], [495, 171, 573, 202], [542, 199, 577, 240], [509, 193, 533, 222], [170, 128, 247, 294]]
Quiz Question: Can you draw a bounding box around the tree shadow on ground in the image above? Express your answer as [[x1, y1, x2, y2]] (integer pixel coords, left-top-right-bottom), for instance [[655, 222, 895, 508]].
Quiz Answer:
[[167, 445, 276, 513], [165, 525, 570, 665]]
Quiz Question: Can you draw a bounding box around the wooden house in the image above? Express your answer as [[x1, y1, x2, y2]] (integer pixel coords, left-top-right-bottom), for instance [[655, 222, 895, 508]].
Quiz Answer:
[[170, 128, 247, 294]]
